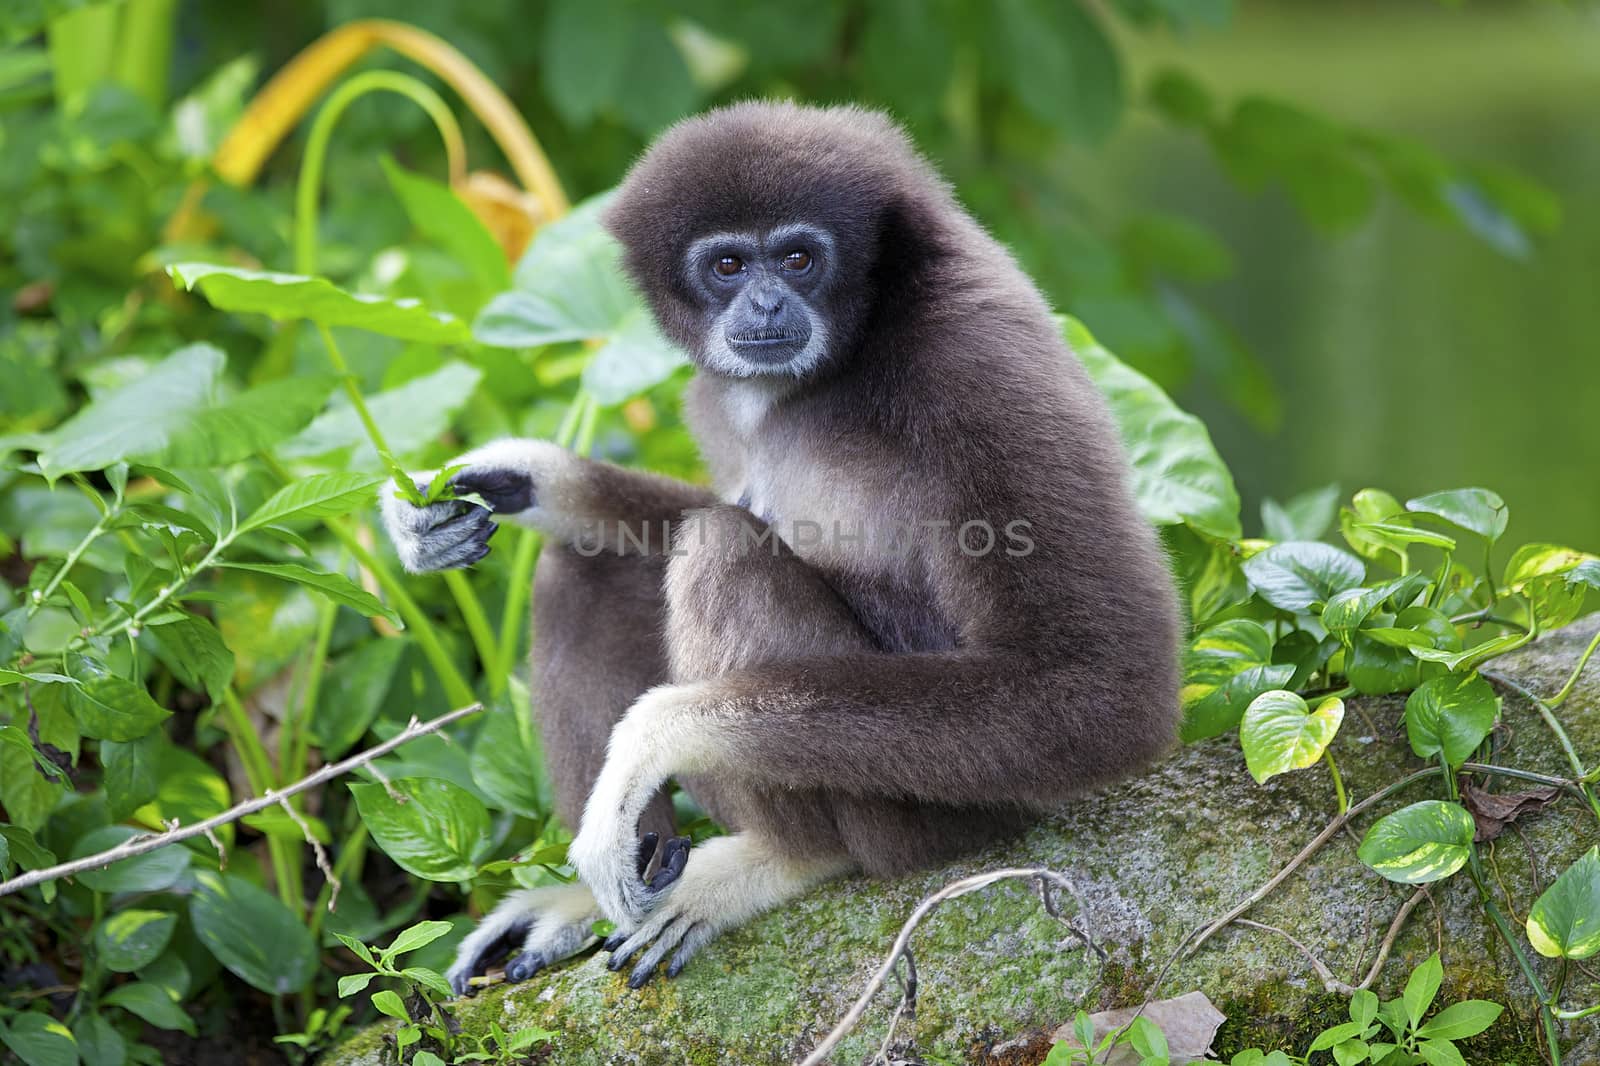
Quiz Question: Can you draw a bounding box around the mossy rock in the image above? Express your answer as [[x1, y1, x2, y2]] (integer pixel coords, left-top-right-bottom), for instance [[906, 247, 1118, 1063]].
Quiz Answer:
[[326, 621, 1600, 1065]]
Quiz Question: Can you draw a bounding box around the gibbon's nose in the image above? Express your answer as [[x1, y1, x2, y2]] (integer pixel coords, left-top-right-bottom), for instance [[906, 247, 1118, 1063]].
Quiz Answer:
[[746, 281, 785, 316]]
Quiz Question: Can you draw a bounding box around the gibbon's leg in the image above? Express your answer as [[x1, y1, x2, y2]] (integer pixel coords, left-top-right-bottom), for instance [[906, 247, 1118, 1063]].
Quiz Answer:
[[581, 506, 871, 985], [380, 438, 717, 572], [570, 512, 1180, 958], [446, 547, 679, 994]]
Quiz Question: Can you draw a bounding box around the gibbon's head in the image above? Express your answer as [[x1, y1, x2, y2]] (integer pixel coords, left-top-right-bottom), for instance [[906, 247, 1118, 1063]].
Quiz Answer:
[[604, 101, 950, 381]]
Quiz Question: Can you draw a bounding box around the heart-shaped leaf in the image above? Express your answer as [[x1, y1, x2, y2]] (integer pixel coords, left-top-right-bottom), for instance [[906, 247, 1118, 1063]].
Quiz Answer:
[[1180, 619, 1295, 742], [1406, 488, 1509, 542], [1526, 846, 1600, 959], [94, 909, 177, 972], [1405, 673, 1500, 769], [350, 777, 490, 883], [1243, 541, 1366, 612], [1358, 801, 1475, 884], [1240, 690, 1344, 784]]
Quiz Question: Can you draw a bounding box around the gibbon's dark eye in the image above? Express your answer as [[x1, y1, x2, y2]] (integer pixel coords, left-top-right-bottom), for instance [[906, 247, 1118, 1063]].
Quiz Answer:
[[713, 255, 744, 277], [782, 250, 812, 272]]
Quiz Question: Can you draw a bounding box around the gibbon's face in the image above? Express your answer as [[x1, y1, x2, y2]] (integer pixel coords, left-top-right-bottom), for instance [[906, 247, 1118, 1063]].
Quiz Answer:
[[679, 223, 838, 379]]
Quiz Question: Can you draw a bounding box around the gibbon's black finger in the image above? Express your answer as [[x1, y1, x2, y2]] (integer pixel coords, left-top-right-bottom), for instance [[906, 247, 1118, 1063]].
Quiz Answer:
[[505, 951, 547, 983], [648, 836, 691, 892], [452, 467, 535, 515], [602, 931, 629, 953], [634, 832, 660, 879]]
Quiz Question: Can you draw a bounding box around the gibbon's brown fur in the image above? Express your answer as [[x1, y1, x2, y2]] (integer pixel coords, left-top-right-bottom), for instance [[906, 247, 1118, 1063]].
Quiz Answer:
[[382, 101, 1181, 992]]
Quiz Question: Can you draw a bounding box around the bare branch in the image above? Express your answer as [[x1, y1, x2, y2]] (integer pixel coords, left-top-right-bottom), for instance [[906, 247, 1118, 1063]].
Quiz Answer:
[[0, 703, 484, 899], [799, 867, 1098, 1066]]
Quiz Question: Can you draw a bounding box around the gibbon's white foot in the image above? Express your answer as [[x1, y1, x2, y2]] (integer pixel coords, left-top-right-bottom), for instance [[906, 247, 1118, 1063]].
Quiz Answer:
[[444, 881, 599, 995], [602, 834, 853, 988]]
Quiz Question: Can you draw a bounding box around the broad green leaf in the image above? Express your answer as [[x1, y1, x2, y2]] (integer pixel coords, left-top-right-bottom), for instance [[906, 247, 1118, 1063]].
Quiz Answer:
[[131, 746, 230, 840], [1349, 520, 1456, 551], [993, 0, 1123, 144], [1406, 488, 1508, 542], [151, 375, 338, 467], [1332, 1040, 1369, 1066], [36, 345, 220, 477], [0, 1013, 78, 1066], [71, 1013, 125, 1066], [0, 826, 55, 871], [1240, 691, 1344, 784], [384, 920, 455, 960], [350, 777, 491, 882], [581, 304, 689, 406], [1321, 574, 1428, 637], [148, 614, 234, 702], [1409, 631, 1527, 674], [1271, 630, 1338, 691], [68, 676, 171, 741], [1526, 846, 1600, 959], [1504, 543, 1597, 589], [1308, 1021, 1365, 1051], [1180, 619, 1295, 742], [1350, 988, 1378, 1026], [1340, 488, 1406, 563], [477, 193, 634, 347], [238, 472, 385, 535], [219, 562, 400, 626], [338, 972, 377, 997], [401, 967, 455, 1000], [1405, 673, 1500, 769], [94, 909, 177, 972], [71, 825, 190, 894], [1417, 1038, 1467, 1066], [1262, 483, 1339, 542], [1358, 802, 1474, 884], [1504, 543, 1598, 630], [190, 869, 319, 994], [1067, 317, 1241, 541], [1403, 953, 1443, 1028], [1347, 629, 1425, 695], [280, 362, 483, 466], [1415, 999, 1504, 1039], [470, 679, 551, 818], [103, 982, 195, 1036], [1242, 541, 1365, 612], [382, 157, 511, 294], [311, 637, 408, 758], [169, 262, 470, 343]]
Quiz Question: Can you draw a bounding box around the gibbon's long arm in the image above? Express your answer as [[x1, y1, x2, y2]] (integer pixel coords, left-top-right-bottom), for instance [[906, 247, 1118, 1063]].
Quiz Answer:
[[381, 437, 717, 572]]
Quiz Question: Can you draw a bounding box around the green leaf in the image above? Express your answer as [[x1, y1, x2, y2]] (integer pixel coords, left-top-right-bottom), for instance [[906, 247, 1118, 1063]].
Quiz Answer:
[[993, 0, 1123, 144], [370, 989, 410, 1022], [152, 375, 338, 468], [1402, 953, 1443, 1028], [1415, 1000, 1504, 1040], [169, 262, 470, 343], [280, 362, 483, 467], [581, 304, 689, 406], [1526, 846, 1600, 959], [1350, 988, 1379, 1027], [1066, 316, 1241, 541], [470, 680, 551, 818], [1321, 574, 1428, 637], [382, 157, 510, 294], [1180, 618, 1295, 742], [1405, 488, 1508, 543], [1358, 802, 1474, 885], [219, 562, 400, 625], [312, 637, 408, 758], [36, 344, 220, 477], [0, 1013, 79, 1066], [67, 676, 171, 742], [351, 777, 491, 883], [1408, 631, 1528, 674], [149, 614, 235, 702], [1240, 691, 1344, 784], [1349, 521, 1456, 551], [189, 869, 319, 994], [72, 1013, 126, 1066], [1308, 1021, 1366, 1052], [1504, 544, 1599, 630], [71, 825, 190, 894], [94, 909, 177, 972], [1404, 674, 1500, 769], [400, 966, 455, 1000], [103, 982, 195, 1036], [1347, 629, 1425, 695], [1417, 1039, 1467, 1066], [338, 972, 378, 998], [238, 472, 385, 535], [1243, 541, 1366, 612], [1262, 483, 1339, 542], [384, 920, 455, 961], [100, 734, 163, 821]]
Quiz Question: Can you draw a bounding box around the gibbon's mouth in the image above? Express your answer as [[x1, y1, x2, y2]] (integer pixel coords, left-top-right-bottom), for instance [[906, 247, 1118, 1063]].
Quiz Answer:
[[728, 331, 807, 348]]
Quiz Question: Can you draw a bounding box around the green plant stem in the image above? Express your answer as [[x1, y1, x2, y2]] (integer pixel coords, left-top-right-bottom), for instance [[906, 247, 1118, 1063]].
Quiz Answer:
[[313, 323, 412, 493], [285, 595, 339, 786], [26, 510, 113, 617], [1466, 850, 1562, 1065], [1549, 627, 1600, 708], [110, 0, 177, 109], [444, 569, 500, 684], [220, 688, 304, 915], [294, 70, 464, 276], [1323, 751, 1348, 814], [492, 391, 594, 696], [1554, 1002, 1600, 1021]]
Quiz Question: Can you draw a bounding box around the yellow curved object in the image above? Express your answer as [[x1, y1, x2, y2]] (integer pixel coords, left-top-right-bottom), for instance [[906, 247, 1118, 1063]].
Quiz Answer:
[[168, 19, 568, 246]]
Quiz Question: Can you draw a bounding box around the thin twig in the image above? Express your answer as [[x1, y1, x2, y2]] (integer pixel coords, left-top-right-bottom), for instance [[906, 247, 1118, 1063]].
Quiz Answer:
[[1355, 887, 1427, 992], [0, 703, 484, 898], [275, 794, 340, 912], [798, 867, 1097, 1066]]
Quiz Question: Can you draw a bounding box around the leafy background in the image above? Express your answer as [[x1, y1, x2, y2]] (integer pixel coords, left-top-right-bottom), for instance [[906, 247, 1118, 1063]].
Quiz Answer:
[[1, 1, 1598, 1064]]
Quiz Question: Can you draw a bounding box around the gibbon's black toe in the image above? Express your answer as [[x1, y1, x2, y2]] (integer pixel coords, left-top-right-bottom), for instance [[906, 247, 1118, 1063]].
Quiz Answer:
[[634, 832, 660, 879], [626, 964, 656, 990], [606, 942, 640, 970], [601, 931, 628, 953], [505, 952, 546, 983], [648, 836, 691, 892]]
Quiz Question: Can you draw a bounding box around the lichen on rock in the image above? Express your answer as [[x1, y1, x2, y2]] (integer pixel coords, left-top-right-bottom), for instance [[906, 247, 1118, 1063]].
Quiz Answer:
[[326, 621, 1600, 1065]]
